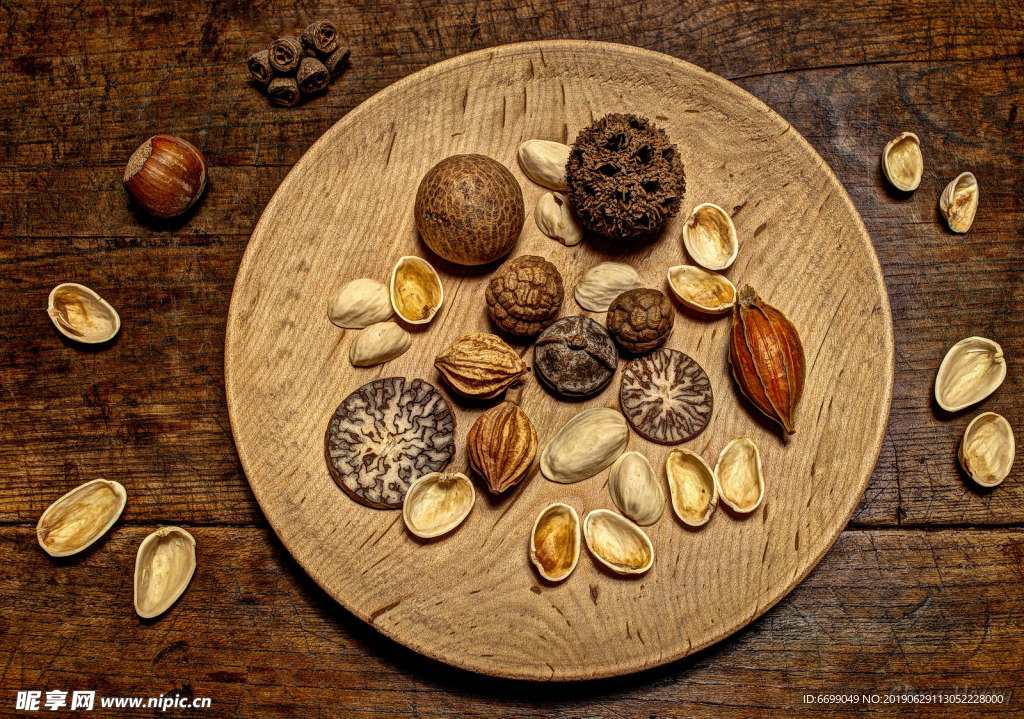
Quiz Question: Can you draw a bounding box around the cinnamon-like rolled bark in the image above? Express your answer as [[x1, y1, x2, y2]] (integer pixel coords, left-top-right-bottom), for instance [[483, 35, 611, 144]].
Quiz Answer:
[[301, 20, 339, 57], [268, 75, 300, 107], [246, 49, 272, 84], [268, 36, 303, 73], [323, 47, 350, 78], [297, 57, 330, 95]]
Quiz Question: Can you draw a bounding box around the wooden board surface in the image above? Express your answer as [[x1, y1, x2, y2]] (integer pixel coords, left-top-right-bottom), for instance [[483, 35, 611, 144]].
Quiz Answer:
[[224, 41, 894, 680]]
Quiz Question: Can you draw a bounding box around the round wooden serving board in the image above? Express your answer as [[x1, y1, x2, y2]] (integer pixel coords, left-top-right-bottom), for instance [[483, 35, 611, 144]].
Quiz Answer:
[[225, 41, 894, 680]]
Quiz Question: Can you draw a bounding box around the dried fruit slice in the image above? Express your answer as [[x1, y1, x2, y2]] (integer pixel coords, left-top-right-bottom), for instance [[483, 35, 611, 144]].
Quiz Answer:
[[324, 377, 456, 508], [619, 348, 713, 444]]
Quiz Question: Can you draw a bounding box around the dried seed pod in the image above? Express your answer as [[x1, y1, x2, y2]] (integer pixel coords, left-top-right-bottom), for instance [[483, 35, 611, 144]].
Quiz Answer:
[[47, 283, 121, 344], [37, 479, 127, 557], [134, 526, 196, 619], [301, 19, 340, 56], [583, 509, 654, 575], [959, 412, 1015, 488], [540, 407, 628, 484], [729, 286, 806, 434], [535, 192, 583, 246], [606, 288, 674, 354], [268, 36, 304, 73], [530, 503, 581, 582], [574, 262, 643, 312], [324, 377, 455, 508], [620, 349, 713, 444], [327, 278, 392, 328], [297, 56, 330, 95], [349, 321, 411, 367], [715, 438, 764, 513], [608, 451, 665, 526], [666, 264, 736, 314], [246, 49, 272, 84], [881, 132, 923, 192], [434, 332, 528, 399], [486, 255, 564, 337], [268, 76, 301, 107], [323, 46, 351, 77], [467, 401, 538, 493], [402, 472, 475, 538], [939, 172, 979, 233], [534, 316, 618, 399], [517, 140, 571, 190], [390, 256, 443, 325], [665, 448, 718, 526], [682, 203, 738, 271], [934, 336, 1006, 412]]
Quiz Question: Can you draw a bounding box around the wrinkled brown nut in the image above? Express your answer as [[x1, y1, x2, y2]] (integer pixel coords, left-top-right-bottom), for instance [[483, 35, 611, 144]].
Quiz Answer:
[[467, 401, 538, 493], [434, 333, 528, 399], [485, 255, 564, 337], [606, 288, 674, 354], [534, 316, 618, 399]]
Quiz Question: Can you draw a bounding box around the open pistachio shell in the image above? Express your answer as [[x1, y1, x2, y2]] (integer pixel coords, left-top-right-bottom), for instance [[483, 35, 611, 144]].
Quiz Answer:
[[37, 479, 127, 557], [715, 438, 764, 513], [666, 264, 737, 314], [47, 283, 121, 344], [402, 471, 475, 539], [529, 502, 581, 582], [583, 509, 654, 575], [881, 132, 923, 192], [665, 448, 718, 527], [608, 451, 665, 526], [959, 412, 1015, 488], [540, 408, 628, 484], [682, 203, 738, 271], [934, 336, 1006, 412], [939, 172, 978, 233], [390, 256, 443, 324], [134, 526, 196, 619]]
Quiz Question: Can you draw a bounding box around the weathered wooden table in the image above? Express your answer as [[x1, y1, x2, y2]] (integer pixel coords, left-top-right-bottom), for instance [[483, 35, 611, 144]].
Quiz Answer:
[[2, 1, 1021, 716]]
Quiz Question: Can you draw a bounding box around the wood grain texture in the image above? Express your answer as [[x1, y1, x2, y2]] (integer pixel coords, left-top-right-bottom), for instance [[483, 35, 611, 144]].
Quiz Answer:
[[225, 41, 893, 679]]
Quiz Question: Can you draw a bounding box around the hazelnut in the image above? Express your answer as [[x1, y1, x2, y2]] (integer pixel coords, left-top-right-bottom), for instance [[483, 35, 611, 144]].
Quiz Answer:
[[123, 135, 208, 218], [485, 255, 564, 337], [606, 288, 674, 354]]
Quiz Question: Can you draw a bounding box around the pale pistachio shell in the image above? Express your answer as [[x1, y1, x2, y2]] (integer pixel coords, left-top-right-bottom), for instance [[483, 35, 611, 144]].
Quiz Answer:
[[328, 278, 392, 328], [608, 451, 665, 526], [574, 262, 643, 312], [540, 408, 628, 484], [682, 203, 738, 271], [535, 192, 583, 246], [37, 479, 127, 557], [134, 527, 196, 619], [583, 509, 654, 575], [666, 265, 737, 314], [934, 336, 1006, 411], [939, 172, 978, 233], [390, 256, 443, 325], [665, 448, 718, 526], [715, 437, 764, 513], [517, 139, 570, 191], [47, 283, 121, 344], [959, 412, 1015, 488], [529, 502, 581, 582], [402, 472, 475, 539], [881, 132, 923, 192], [349, 321, 411, 366]]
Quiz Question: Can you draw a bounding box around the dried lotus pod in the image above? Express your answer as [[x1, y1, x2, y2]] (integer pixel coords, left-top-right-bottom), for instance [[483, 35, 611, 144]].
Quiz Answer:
[[134, 526, 196, 619], [486, 255, 564, 337], [467, 401, 537, 493], [37, 479, 127, 557], [530, 502, 581, 582], [959, 412, 1015, 488], [606, 288, 674, 354], [583, 509, 654, 575], [620, 349, 713, 444], [434, 333, 527, 399], [402, 471, 475, 538]]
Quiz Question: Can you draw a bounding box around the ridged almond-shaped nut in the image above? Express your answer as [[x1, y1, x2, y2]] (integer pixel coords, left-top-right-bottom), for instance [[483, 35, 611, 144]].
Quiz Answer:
[[37, 479, 127, 557], [349, 321, 411, 367], [608, 451, 665, 526], [583, 509, 654, 575], [328, 278, 393, 328], [715, 438, 764, 513], [682, 203, 738, 270], [881, 132, 923, 192], [535, 192, 583, 246], [939, 172, 979, 233], [574, 262, 643, 312], [934, 336, 1006, 412], [47, 283, 121, 344], [530, 502, 580, 582], [390, 256, 443, 324], [665, 448, 718, 527], [402, 471, 475, 538], [540, 407, 628, 484], [467, 401, 538, 493], [134, 526, 196, 619], [434, 332, 528, 399], [517, 140, 571, 191], [959, 412, 1015, 488]]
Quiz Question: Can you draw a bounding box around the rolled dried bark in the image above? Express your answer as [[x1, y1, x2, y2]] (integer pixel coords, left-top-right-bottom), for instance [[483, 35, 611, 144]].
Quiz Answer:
[[301, 20, 339, 56], [268, 36, 303, 73], [246, 49, 272, 84], [323, 46, 351, 77], [297, 56, 330, 95], [267, 75, 300, 107]]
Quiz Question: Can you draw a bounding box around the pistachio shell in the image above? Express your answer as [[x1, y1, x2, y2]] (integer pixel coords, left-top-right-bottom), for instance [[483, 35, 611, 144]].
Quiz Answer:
[[517, 140, 571, 191], [608, 451, 665, 526], [574, 262, 643, 312], [529, 502, 581, 582], [37, 479, 127, 557], [402, 471, 475, 538], [715, 437, 764, 513], [328, 278, 392, 328], [959, 412, 1015, 488], [682, 203, 738, 271], [666, 264, 737, 314], [47, 283, 121, 344], [939, 172, 978, 233], [349, 321, 411, 366], [540, 408, 628, 484], [582, 509, 654, 575], [134, 527, 196, 619], [665, 448, 718, 526], [934, 336, 1006, 412], [881, 132, 923, 192], [390, 256, 443, 324], [535, 192, 583, 246]]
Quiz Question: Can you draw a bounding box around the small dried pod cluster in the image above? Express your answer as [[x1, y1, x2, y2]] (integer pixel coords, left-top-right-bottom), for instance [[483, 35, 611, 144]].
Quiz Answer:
[[535, 192, 583, 246], [349, 321, 411, 367], [530, 503, 581, 582], [47, 283, 121, 344], [608, 451, 665, 526], [939, 172, 979, 233], [934, 336, 1006, 412], [959, 412, 1015, 488], [667, 264, 737, 314], [716, 438, 764, 513], [540, 407, 628, 484], [574, 262, 643, 312], [402, 471, 475, 538], [37, 479, 127, 557], [583, 509, 654, 575], [246, 19, 350, 107], [134, 526, 196, 619], [328, 278, 392, 328], [881, 132, 924, 192], [123, 134, 207, 219], [467, 401, 538, 493], [391, 255, 443, 325], [434, 332, 527, 399], [729, 286, 805, 434], [518, 140, 571, 191], [665, 448, 718, 526], [683, 203, 738, 271]]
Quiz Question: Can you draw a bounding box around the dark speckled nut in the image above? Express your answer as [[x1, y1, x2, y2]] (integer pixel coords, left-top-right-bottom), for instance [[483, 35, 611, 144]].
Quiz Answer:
[[606, 288, 674, 354], [534, 316, 618, 399]]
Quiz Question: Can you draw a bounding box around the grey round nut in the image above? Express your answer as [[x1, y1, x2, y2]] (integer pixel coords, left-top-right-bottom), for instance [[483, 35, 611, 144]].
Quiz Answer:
[[533, 316, 618, 399]]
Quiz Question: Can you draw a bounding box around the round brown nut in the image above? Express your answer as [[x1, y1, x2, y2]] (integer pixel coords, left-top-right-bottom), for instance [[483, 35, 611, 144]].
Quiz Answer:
[[485, 255, 564, 337], [606, 288, 674, 354], [414, 154, 524, 266], [620, 348, 712, 444], [534, 316, 618, 399]]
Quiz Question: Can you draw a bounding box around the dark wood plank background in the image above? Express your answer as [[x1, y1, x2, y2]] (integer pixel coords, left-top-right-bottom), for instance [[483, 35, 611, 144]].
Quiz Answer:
[[2, 1, 1022, 716]]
